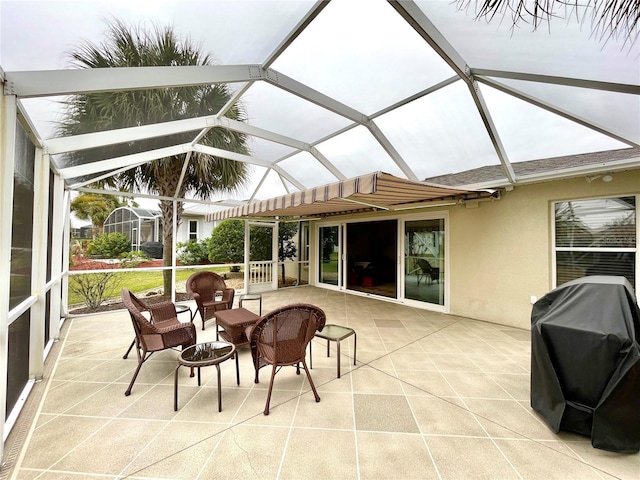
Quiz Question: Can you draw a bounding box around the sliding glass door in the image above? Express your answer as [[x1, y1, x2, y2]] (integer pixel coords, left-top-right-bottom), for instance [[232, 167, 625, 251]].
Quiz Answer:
[[346, 219, 397, 298], [404, 218, 445, 306], [319, 225, 341, 286]]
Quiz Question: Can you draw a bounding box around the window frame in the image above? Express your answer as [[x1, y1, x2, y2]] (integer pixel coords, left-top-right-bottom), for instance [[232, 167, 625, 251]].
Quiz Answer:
[[551, 194, 637, 289], [188, 219, 198, 241]]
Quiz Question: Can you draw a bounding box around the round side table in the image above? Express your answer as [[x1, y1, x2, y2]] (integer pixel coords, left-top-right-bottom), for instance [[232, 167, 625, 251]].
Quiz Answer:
[[174, 341, 236, 412]]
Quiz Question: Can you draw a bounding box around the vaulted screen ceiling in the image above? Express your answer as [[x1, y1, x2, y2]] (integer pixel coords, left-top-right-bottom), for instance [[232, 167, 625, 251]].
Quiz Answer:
[[2, 0, 639, 214]]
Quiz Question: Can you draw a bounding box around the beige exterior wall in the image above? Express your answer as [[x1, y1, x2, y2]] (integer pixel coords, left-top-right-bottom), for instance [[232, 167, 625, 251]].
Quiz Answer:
[[449, 170, 639, 329], [309, 169, 639, 331]]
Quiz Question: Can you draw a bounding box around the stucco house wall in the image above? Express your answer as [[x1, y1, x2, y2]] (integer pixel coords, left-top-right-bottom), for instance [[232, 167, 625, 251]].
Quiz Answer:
[[450, 170, 639, 329], [309, 169, 640, 331]]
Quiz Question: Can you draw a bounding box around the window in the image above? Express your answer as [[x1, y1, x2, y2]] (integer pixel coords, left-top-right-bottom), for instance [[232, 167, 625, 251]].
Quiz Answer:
[[554, 196, 636, 288], [188, 220, 198, 240]]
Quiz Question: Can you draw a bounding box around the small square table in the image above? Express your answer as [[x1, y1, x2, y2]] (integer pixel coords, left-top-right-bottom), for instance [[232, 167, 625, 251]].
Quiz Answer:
[[214, 307, 261, 384], [310, 324, 357, 378], [239, 293, 262, 315]]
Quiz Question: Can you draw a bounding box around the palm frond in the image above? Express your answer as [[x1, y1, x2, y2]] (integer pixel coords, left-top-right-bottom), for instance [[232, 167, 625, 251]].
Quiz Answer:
[[454, 0, 639, 47]]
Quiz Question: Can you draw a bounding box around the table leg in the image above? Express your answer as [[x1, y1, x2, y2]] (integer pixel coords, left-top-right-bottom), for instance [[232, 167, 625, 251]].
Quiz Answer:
[[235, 352, 240, 386], [337, 339, 341, 378], [353, 331, 357, 366], [174, 365, 180, 411], [216, 364, 222, 412]]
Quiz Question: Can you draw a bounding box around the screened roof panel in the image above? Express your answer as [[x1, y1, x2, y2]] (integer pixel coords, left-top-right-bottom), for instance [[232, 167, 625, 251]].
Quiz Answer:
[[0, 0, 316, 69], [271, 0, 456, 115], [493, 78, 640, 144], [243, 82, 353, 143], [248, 137, 297, 163], [375, 81, 501, 179], [277, 151, 339, 187], [315, 126, 406, 178], [480, 84, 628, 162], [417, 1, 640, 84], [2, 0, 639, 207]]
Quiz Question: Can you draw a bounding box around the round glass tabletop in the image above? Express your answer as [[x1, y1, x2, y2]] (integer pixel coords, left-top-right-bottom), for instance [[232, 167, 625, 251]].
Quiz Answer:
[[178, 341, 235, 367]]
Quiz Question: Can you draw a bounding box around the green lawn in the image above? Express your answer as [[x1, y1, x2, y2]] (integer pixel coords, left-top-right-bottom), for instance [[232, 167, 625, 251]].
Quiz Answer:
[[67, 266, 237, 306]]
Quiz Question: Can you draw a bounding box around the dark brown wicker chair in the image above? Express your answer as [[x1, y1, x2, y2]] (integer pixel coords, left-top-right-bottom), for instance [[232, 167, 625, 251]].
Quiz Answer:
[[247, 303, 326, 415], [416, 258, 440, 285], [121, 289, 197, 396], [186, 271, 235, 331]]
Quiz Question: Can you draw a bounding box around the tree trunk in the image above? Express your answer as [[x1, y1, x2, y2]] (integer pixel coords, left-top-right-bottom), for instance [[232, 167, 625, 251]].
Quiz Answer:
[[159, 198, 184, 299]]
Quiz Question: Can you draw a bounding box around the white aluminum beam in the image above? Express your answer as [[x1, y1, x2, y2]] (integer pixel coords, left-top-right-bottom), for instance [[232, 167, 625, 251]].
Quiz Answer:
[[30, 147, 48, 381], [367, 120, 419, 181], [4, 65, 260, 98], [192, 143, 273, 168], [261, 67, 368, 123], [308, 146, 346, 181], [262, 1, 329, 68], [0, 93, 17, 450], [478, 76, 639, 147], [48, 173, 64, 340], [249, 168, 272, 202], [388, 1, 469, 80], [270, 163, 306, 191], [75, 186, 246, 208], [59, 144, 190, 179], [45, 116, 220, 155], [472, 68, 640, 95], [468, 80, 517, 183], [218, 117, 309, 150]]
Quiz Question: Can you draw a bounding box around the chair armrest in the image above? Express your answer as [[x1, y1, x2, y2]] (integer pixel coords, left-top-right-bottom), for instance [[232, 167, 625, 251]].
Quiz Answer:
[[222, 287, 234, 301], [156, 321, 196, 336]]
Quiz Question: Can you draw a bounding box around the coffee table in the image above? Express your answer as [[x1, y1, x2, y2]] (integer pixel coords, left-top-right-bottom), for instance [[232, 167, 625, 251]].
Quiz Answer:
[[214, 307, 261, 384], [174, 341, 236, 412]]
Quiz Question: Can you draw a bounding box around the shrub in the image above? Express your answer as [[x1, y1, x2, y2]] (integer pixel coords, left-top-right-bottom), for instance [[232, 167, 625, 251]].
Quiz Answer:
[[69, 271, 120, 311], [86, 232, 130, 258], [119, 250, 151, 268], [207, 219, 245, 265], [177, 239, 209, 265]]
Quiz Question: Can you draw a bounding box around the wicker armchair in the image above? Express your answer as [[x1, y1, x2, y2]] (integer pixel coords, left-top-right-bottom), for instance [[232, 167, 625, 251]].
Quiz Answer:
[[247, 303, 326, 415], [416, 258, 440, 285], [186, 271, 235, 331], [121, 289, 197, 396]]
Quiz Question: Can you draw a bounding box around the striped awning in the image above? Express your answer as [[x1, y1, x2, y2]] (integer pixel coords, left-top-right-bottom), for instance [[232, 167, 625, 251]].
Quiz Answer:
[[206, 172, 495, 222]]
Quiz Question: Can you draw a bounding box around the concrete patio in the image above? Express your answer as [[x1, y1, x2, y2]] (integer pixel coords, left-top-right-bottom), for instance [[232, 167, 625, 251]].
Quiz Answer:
[[6, 287, 639, 479]]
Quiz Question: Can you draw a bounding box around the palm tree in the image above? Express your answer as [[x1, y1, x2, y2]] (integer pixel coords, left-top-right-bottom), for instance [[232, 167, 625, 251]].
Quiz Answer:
[[70, 193, 127, 238], [58, 19, 250, 297]]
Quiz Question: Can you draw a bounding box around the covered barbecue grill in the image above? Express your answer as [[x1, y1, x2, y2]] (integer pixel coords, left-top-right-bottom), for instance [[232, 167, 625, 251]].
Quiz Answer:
[[531, 276, 640, 453]]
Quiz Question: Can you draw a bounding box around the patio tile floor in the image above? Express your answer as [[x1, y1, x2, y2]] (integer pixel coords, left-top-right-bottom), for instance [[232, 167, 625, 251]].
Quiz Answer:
[[6, 286, 640, 479]]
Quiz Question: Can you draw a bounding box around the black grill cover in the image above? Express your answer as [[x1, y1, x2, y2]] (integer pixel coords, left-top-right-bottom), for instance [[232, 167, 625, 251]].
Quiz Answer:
[[531, 276, 640, 453]]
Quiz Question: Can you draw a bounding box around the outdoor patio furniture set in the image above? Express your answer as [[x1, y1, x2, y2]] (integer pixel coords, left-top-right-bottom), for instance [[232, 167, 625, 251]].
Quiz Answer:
[[122, 271, 356, 415]]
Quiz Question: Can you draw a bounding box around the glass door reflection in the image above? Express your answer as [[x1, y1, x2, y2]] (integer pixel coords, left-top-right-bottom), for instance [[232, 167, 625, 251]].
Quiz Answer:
[[319, 225, 340, 286], [405, 219, 445, 306]]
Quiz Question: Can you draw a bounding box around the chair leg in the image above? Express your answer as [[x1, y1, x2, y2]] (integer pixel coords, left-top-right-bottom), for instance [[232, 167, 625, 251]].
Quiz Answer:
[[125, 355, 147, 396], [123, 338, 135, 359], [301, 359, 320, 403], [264, 365, 278, 415]]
